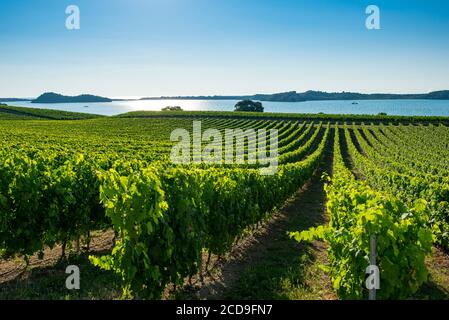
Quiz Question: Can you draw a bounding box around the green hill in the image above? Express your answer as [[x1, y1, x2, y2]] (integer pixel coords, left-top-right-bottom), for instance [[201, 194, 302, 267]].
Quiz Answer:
[[0, 104, 104, 120], [32, 92, 112, 104]]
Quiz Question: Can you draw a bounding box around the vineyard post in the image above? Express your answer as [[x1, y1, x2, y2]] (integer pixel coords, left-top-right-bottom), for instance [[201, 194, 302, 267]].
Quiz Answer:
[[369, 235, 377, 300]]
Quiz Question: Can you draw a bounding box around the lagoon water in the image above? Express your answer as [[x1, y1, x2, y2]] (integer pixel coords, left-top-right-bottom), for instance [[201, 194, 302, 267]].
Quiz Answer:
[[7, 99, 449, 117]]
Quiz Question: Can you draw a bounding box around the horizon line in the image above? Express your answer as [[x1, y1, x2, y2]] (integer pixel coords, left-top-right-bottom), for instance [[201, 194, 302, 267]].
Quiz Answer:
[[2, 88, 449, 100]]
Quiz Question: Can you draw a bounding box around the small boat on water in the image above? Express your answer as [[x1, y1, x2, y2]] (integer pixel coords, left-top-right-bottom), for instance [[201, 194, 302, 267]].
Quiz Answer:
[[351, 102, 359, 105]]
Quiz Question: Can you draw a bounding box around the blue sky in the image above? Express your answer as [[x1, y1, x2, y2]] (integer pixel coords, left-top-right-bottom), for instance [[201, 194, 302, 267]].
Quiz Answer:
[[0, 0, 448, 97]]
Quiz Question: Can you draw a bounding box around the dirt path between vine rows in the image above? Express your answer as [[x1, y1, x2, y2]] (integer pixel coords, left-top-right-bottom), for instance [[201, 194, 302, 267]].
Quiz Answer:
[[0, 230, 115, 285]]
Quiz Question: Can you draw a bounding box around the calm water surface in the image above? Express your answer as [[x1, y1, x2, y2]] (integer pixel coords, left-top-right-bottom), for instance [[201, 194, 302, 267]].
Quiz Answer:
[[7, 99, 449, 117]]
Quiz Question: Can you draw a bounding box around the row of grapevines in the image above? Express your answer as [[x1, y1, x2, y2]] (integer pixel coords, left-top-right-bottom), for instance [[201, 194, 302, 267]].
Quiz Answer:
[[347, 123, 449, 249], [90, 123, 331, 299], [0, 150, 108, 260], [375, 124, 449, 174], [290, 125, 433, 299], [0, 118, 314, 261]]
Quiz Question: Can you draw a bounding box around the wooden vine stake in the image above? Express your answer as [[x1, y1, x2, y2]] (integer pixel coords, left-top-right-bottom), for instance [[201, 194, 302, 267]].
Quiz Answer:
[[369, 235, 377, 301]]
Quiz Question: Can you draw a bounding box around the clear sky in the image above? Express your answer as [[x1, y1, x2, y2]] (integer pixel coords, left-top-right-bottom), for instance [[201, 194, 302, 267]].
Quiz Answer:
[[0, 0, 448, 97]]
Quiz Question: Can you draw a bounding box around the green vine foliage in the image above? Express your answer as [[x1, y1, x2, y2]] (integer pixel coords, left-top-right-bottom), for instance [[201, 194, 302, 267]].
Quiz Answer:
[[0, 151, 106, 259], [347, 123, 449, 250], [90, 124, 330, 299], [91, 166, 169, 299], [290, 125, 433, 299]]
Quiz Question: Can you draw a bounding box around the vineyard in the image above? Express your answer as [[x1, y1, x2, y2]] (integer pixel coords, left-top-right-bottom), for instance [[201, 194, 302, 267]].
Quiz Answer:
[[1, 107, 449, 299]]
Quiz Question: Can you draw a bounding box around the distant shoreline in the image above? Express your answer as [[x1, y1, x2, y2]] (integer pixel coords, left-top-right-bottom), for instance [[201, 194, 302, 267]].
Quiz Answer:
[[2, 89, 449, 104]]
